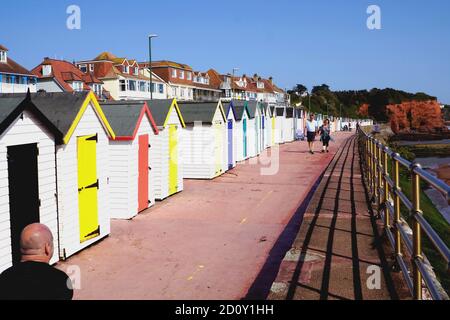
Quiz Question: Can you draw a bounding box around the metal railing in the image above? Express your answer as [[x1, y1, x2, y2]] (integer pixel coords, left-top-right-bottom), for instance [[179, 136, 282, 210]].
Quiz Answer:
[[358, 128, 450, 300]]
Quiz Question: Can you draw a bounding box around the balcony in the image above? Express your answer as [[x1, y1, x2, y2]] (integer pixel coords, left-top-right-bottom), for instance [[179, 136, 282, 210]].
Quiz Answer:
[[0, 83, 37, 94]]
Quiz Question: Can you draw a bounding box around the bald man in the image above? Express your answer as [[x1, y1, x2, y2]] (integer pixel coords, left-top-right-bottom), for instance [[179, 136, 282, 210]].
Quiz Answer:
[[0, 223, 73, 300]]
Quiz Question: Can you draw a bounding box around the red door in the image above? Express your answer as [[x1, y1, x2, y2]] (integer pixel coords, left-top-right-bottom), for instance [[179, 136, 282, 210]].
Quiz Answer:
[[138, 134, 149, 213]]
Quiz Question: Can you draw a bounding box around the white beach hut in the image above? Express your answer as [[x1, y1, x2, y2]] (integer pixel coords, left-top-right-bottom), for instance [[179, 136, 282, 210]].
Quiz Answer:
[[146, 99, 185, 200], [101, 101, 159, 219], [30, 91, 116, 260], [232, 101, 251, 162], [275, 106, 285, 144], [222, 101, 238, 170], [179, 101, 228, 179], [0, 94, 61, 272]]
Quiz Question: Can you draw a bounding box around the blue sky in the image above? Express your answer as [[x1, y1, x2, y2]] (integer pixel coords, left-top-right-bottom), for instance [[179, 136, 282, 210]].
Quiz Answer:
[[1, 0, 449, 103]]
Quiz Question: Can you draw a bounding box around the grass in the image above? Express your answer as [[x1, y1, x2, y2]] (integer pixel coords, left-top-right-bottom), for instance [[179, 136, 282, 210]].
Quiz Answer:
[[398, 169, 450, 294], [385, 147, 450, 295], [401, 144, 450, 158]]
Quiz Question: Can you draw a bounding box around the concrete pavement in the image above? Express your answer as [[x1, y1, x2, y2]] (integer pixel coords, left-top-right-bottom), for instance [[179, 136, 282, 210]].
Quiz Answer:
[[268, 136, 410, 300], [56, 133, 352, 300]]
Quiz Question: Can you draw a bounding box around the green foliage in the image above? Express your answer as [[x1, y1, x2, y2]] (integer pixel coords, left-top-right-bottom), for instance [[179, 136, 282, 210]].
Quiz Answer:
[[289, 84, 437, 122]]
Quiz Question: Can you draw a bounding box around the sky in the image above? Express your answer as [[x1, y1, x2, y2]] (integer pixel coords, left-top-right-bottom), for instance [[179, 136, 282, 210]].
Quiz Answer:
[[1, 0, 449, 103]]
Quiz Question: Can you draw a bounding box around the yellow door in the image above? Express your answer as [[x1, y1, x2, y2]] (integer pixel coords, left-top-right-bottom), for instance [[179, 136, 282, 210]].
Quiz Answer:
[[77, 135, 99, 243], [169, 125, 178, 196], [214, 121, 223, 177], [272, 116, 276, 145]]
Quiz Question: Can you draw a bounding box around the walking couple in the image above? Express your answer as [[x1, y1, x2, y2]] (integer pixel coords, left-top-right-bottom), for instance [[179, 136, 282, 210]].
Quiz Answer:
[[304, 113, 332, 155]]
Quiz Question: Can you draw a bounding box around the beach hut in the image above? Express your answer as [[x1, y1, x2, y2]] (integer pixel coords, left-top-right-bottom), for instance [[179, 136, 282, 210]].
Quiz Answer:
[[100, 101, 159, 220], [146, 99, 185, 200], [275, 107, 285, 144], [284, 107, 295, 142], [247, 101, 260, 157], [222, 100, 237, 170], [263, 104, 272, 148], [0, 94, 61, 272], [270, 106, 276, 146], [179, 101, 227, 179], [232, 100, 251, 162], [258, 102, 268, 151], [28, 91, 115, 260]]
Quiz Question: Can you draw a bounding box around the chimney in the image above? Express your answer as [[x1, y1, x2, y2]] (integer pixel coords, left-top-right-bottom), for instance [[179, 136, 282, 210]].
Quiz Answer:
[[253, 73, 258, 81], [269, 77, 273, 85]]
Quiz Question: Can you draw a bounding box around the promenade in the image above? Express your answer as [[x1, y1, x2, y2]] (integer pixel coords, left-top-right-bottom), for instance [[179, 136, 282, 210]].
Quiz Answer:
[[268, 135, 409, 300], [56, 133, 351, 300]]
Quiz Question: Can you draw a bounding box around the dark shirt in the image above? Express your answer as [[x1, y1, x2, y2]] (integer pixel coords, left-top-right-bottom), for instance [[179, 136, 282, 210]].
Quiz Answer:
[[0, 261, 73, 300]]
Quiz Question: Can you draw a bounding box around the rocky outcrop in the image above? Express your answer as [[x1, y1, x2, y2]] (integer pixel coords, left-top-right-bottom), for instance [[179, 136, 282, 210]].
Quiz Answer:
[[386, 100, 446, 134]]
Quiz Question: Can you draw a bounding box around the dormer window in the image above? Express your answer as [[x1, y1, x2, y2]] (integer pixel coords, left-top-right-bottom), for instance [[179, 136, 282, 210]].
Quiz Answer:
[[123, 65, 129, 74], [134, 67, 139, 75], [79, 64, 88, 73], [172, 69, 177, 78], [180, 71, 185, 79], [257, 82, 264, 89], [89, 64, 94, 72], [187, 72, 192, 81], [72, 81, 83, 92], [42, 65, 52, 76], [0, 50, 7, 63]]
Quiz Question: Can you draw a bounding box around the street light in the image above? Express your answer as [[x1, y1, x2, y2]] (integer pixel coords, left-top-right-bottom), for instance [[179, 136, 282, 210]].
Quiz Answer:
[[148, 34, 158, 100], [232, 67, 239, 99]]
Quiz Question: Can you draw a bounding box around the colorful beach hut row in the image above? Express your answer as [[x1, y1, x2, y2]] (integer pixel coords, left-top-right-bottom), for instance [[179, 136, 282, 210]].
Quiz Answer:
[[0, 92, 188, 272], [0, 91, 369, 272]]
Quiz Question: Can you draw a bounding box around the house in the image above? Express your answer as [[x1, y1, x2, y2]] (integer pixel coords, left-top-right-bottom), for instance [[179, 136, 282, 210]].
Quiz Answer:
[[0, 45, 37, 94], [192, 71, 222, 102], [31, 58, 110, 100], [222, 100, 238, 169], [77, 52, 168, 101], [232, 100, 251, 162], [0, 93, 60, 272], [178, 101, 228, 179], [145, 99, 185, 200], [29, 91, 116, 259], [146, 61, 195, 101], [101, 101, 159, 219]]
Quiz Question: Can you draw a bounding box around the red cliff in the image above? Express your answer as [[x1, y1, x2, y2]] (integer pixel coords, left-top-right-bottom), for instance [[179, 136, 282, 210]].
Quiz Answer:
[[386, 100, 445, 134]]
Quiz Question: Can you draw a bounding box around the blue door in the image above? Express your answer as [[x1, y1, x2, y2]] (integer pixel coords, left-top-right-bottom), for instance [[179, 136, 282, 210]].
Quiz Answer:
[[228, 120, 233, 169]]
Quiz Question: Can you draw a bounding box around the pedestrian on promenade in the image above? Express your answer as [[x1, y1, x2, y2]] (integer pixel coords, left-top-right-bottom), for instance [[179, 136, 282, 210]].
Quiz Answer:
[[305, 113, 318, 154], [319, 118, 332, 153], [0, 223, 73, 300]]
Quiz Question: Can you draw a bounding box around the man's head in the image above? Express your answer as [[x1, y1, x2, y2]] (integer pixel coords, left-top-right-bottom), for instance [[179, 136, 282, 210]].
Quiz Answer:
[[20, 223, 54, 264], [309, 113, 315, 121]]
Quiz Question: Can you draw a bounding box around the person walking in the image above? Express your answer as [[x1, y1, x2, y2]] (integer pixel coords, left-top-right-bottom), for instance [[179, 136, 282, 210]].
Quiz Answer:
[[319, 118, 332, 153], [0, 223, 73, 300], [305, 113, 318, 154]]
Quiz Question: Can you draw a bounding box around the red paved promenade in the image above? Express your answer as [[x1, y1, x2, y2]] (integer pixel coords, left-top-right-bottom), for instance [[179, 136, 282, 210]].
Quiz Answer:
[[56, 133, 354, 300]]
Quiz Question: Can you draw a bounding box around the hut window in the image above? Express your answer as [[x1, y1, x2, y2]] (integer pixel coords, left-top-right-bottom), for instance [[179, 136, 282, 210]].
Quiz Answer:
[[158, 84, 164, 94]]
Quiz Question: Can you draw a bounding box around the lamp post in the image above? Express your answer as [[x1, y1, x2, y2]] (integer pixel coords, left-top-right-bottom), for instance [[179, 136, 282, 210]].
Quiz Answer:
[[232, 67, 239, 99], [148, 34, 158, 100]]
